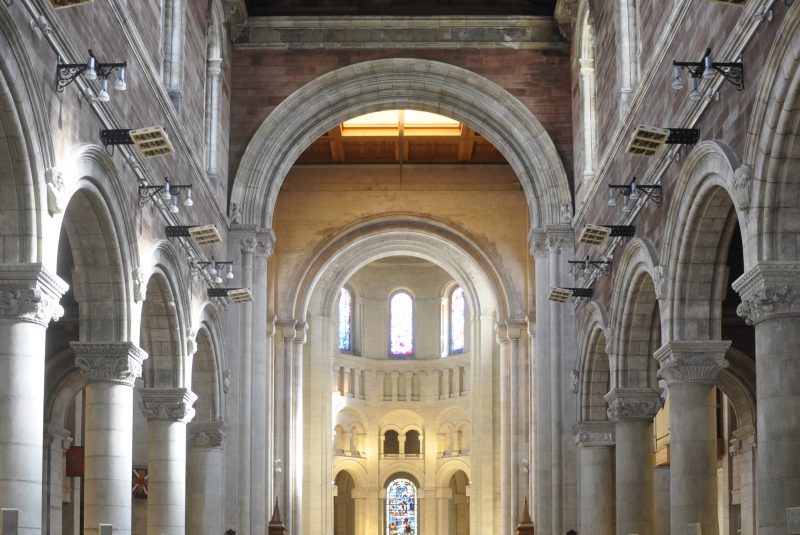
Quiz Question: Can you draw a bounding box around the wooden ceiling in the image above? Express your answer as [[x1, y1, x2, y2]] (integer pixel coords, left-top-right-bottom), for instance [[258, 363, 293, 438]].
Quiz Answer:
[[295, 124, 507, 165], [245, 0, 557, 17]]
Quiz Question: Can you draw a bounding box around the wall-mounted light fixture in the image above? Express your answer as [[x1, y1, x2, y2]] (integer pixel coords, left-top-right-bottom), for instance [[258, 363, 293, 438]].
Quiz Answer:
[[608, 177, 663, 212], [56, 50, 126, 101], [578, 224, 635, 246], [165, 225, 222, 246], [568, 255, 612, 278], [139, 178, 193, 213], [627, 125, 700, 157], [548, 287, 594, 303], [191, 257, 234, 284], [100, 126, 174, 158], [671, 48, 744, 97], [207, 287, 254, 303]]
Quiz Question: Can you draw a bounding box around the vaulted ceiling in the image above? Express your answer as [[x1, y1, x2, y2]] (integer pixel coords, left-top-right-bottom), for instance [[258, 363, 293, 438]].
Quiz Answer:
[[245, 0, 557, 17]]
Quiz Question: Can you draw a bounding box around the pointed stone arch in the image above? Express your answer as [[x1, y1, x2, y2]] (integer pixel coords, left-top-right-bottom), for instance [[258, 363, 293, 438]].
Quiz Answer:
[[231, 58, 571, 231]]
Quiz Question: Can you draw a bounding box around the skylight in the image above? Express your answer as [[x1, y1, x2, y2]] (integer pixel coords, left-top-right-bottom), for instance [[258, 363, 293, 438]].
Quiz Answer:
[[341, 110, 462, 137]]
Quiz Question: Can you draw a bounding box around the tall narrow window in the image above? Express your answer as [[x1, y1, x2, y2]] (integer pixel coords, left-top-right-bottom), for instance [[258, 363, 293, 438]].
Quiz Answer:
[[338, 288, 352, 352], [390, 292, 413, 357], [386, 478, 418, 535], [449, 286, 465, 353]]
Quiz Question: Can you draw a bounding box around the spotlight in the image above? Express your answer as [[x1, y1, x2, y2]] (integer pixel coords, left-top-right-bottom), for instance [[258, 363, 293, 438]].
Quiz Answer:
[[671, 66, 684, 90], [165, 225, 222, 246], [56, 50, 127, 101], [578, 224, 635, 247], [671, 48, 744, 98], [548, 287, 594, 303], [139, 179, 193, 211], [114, 67, 127, 91], [97, 79, 110, 102], [207, 287, 254, 303], [191, 257, 235, 282], [627, 125, 700, 157]]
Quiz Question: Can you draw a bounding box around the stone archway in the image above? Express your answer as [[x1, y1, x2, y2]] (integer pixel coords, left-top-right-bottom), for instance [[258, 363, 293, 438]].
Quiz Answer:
[[231, 58, 571, 230]]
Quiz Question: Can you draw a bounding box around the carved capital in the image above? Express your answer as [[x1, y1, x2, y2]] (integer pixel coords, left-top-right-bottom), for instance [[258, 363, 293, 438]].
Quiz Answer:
[[255, 229, 276, 259], [605, 388, 662, 422], [138, 388, 197, 423], [654, 340, 730, 387], [72, 342, 148, 386], [574, 421, 615, 446], [240, 238, 257, 254], [0, 264, 67, 327], [732, 262, 800, 325], [529, 229, 548, 258], [188, 420, 227, 449], [546, 225, 575, 255]]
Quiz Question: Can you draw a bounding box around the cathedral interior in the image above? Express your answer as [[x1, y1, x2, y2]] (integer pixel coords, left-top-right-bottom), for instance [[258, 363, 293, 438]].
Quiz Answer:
[[0, 0, 796, 534]]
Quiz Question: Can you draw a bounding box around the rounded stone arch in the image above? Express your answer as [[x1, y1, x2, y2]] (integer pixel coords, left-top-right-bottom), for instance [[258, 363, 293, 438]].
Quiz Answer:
[[44, 347, 86, 430], [333, 464, 368, 490], [744, 2, 800, 262], [435, 459, 472, 488], [718, 347, 756, 430], [231, 58, 571, 230], [576, 301, 611, 421], [381, 469, 423, 490], [379, 408, 425, 433], [608, 238, 664, 389], [662, 141, 746, 342], [139, 242, 192, 388], [0, 7, 55, 264], [291, 215, 512, 327]]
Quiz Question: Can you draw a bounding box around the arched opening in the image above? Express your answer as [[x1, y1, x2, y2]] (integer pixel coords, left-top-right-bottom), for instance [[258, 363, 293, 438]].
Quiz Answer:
[[383, 430, 400, 456], [334, 470, 356, 535], [448, 470, 470, 535], [386, 476, 418, 535], [404, 430, 421, 456]]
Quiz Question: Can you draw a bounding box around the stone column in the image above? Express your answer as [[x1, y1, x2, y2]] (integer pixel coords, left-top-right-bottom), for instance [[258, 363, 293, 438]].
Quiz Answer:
[[733, 262, 800, 535], [351, 488, 367, 535], [72, 342, 148, 535], [138, 388, 197, 535], [187, 420, 226, 535], [606, 388, 661, 535], [0, 264, 66, 535], [437, 488, 452, 535], [574, 422, 615, 535], [655, 340, 730, 535], [204, 57, 223, 179], [43, 424, 72, 535]]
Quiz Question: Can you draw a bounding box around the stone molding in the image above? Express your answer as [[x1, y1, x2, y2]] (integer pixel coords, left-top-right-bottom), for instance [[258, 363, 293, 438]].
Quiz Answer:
[[237, 16, 567, 51], [138, 388, 197, 423], [654, 340, 730, 387], [604, 388, 662, 422], [240, 238, 257, 254], [529, 229, 548, 258], [188, 420, 227, 449], [255, 229, 276, 259], [574, 421, 615, 446], [72, 342, 149, 386], [496, 319, 527, 343], [0, 264, 67, 327], [732, 262, 800, 325]]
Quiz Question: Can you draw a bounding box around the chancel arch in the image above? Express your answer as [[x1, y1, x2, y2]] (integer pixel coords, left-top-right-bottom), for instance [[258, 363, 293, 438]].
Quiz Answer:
[[231, 58, 571, 231]]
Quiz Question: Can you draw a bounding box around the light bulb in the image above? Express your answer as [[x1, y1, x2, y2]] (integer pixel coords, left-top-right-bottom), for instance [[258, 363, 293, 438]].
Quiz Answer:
[[670, 66, 683, 90], [583, 258, 591, 271], [215, 275, 223, 284], [629, 180, 640, 200], [702, 53, 715, 80], [114, 67, 127, 91], [210, 262, 218, 276], [622, 196, 631, 213], [607, 189, 617, 207], [183, 188, 193, 207], [170, 197, 179, 214], [226, 264, 234, 279], [97, 79, 110, 102], [162, 180, 172, 201], [85, 55, 97, 81], [689, 78, 701, 101]]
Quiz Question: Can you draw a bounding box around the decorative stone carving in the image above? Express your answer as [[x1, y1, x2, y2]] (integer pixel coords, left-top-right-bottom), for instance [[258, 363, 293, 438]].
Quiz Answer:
[[560, 201, 573, 223], [528, 229, 548, 258], [132, 267, 147, 303], [732, 262, 800, 325], [732, 164, 752, 211], [138, 388, 197, 423], [256, 229, 276, 259], [222, 368, 231, 393], [652, 264, 667, 300], [569, 368, 580, 393], [574, 422, 615, 446], [547, 236, 565, 254], [228, 202, 242, 226], [188, 420, 227, 448], [0, 265, 67, 327], [72, 342, 148, 386], [654, 341, 730, 387], [604, 388, 662, 422], [186, 328, 198, 356], [46, 167, 67, 214], [240, 238, 257, 254]]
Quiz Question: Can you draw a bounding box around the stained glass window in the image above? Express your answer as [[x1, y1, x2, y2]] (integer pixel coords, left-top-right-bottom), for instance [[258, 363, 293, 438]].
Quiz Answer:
[[450, 286, 465, 353], [386, 478, 417, 535], [338, 288, 352, 351], [390, 292, 413, 356]]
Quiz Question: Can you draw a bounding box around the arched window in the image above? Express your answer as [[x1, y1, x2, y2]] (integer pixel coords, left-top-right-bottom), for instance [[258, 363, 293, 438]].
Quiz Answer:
[[384, 430, 400, 455], [338, 287, 353, 352], [390, 291, 413, 357], [404, 430, 421, 456], [386, 478, 418, 535], [441, 285, 465, 356]]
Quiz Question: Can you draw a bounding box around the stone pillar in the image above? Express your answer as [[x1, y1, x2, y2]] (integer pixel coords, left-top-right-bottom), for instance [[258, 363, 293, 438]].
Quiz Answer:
[[351, 489, 367, 535], [0, 264, 66, 535], [43, 424, 72, 535], [437, 488, 452, 535], [205, 57, 223, 179], [733, 262, 800, 535], [138, 388, 197, 535], [72, 342, 148, 535], [655, 340, 730, 535], [187, 420, 226, 535], [606, 387, 661, 535], [730, 425, 756, 535], [575, 422, 615, 535]]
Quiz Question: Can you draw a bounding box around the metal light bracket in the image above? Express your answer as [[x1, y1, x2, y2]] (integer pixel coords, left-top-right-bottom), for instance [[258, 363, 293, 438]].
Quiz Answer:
[[609, 177, 663, 207], [666, 128, 700, 145], [568, 256, 612, 277], [56, 49, 125, 92], [673, 48, 744, 90], [139, 178, 192, 206], [190, 257, 233, 276]]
